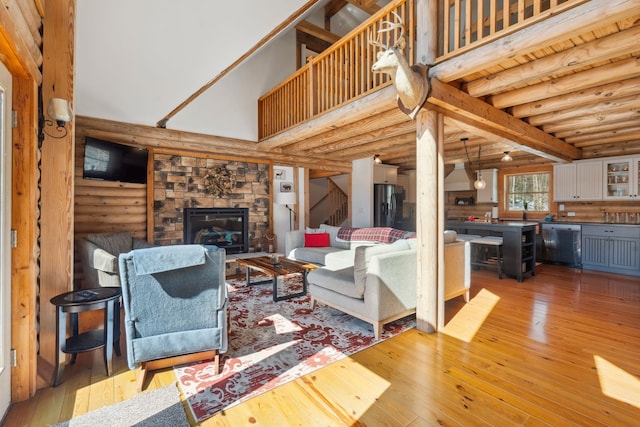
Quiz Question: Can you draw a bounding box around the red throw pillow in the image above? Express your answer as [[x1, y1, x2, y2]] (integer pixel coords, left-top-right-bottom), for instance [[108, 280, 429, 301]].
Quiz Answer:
[[304, 232, 330, 247]]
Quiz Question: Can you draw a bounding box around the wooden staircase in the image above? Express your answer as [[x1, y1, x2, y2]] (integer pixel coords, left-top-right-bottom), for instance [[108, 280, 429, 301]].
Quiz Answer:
[[327, 178, 348, 226]]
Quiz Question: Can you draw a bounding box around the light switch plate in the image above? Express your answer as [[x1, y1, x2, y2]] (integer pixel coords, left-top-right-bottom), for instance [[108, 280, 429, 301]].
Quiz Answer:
[[559, 204, 565, 211]]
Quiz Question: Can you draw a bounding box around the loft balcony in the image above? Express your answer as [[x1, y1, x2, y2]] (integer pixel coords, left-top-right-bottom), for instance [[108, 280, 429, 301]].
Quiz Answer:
[[257, 0, 640, 172]]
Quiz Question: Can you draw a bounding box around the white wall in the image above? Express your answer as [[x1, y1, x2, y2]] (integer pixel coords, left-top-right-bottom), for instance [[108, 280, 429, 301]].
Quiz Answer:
[[170, 31, 296, 140], [273, 165, 306, 254], [75, 0, 310, 137], [351, 158, 374, 227]]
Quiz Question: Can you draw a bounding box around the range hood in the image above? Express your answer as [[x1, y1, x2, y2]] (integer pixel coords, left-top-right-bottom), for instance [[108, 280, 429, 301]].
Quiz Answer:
[[444, 163, 474, 191]]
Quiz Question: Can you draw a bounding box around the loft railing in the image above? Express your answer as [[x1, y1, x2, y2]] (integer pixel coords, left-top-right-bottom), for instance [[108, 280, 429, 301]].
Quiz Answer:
[[259, 0, 413, 140], [258, 0, 582, 140]]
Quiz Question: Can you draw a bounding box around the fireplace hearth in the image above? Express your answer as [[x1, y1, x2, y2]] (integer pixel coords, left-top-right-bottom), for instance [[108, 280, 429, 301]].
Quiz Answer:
[[183, 208, 249, 254]]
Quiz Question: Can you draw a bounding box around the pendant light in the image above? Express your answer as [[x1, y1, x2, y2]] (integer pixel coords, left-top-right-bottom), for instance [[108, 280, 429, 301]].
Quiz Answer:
[[501, 151, 513, 162], [373, 154, 382, 164], [474, 145, 486, 190]]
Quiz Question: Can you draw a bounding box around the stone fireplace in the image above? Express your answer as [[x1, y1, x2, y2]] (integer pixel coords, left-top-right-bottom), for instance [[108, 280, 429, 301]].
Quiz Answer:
[[153, 153, 270, 251]]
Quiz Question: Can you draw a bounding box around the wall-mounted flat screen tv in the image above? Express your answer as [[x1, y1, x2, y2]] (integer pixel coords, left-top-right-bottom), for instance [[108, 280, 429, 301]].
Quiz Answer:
[[83, 137, 148, 184]]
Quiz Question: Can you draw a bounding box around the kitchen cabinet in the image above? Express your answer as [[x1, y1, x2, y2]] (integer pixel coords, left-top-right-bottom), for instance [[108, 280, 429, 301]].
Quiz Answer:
[[476, 168, 498, 203], [553, 160, 602, 201], [582, 224, 640, 276], [374, 164, 398, 184], [603, 156, 640, 200]]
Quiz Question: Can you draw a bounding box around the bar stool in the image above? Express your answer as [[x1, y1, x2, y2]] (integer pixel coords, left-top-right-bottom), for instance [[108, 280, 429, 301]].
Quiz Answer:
[[470, 236, 504, 279], [456, 234, 482, 242]]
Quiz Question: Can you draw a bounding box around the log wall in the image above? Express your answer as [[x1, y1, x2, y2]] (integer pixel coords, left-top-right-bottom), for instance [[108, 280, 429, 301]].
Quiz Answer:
[[73, 128, 149, 288]]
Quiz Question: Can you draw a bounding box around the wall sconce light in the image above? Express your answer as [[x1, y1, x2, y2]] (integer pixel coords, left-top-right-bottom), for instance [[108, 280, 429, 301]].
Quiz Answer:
[[373, 154, 382, 164], [501, 151, 513, 162], [42, 97, 73, 139]]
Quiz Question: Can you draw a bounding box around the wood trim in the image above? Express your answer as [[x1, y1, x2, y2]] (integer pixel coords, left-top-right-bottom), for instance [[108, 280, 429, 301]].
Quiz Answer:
[[10, 76, 39, 402], [497, 164, 554, 220], [2, 0, 44, 403]]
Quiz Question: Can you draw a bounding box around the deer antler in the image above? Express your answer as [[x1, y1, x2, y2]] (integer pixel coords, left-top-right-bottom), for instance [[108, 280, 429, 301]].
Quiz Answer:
[[375, 11, 405, 49]]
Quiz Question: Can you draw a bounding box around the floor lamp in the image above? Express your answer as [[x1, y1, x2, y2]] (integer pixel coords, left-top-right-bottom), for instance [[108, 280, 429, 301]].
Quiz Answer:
[[276, 191, 296, 231]]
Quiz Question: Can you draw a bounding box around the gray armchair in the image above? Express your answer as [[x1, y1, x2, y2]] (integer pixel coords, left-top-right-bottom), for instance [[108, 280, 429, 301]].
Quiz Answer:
[[77, 231, 154, 288], [118, 244, 228, 391]]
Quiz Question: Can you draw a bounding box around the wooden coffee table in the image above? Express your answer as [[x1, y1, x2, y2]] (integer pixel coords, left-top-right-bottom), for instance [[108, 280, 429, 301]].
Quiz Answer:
[[235, 256, 315, 302]]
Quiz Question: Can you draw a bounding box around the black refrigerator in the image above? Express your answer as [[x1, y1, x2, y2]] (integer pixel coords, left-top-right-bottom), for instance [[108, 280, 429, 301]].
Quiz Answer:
[[373, 184, 397, 227]]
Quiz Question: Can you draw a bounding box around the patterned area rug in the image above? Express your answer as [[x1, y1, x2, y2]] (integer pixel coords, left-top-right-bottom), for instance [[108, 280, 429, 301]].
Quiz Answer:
[[174, 274, 415, 423]]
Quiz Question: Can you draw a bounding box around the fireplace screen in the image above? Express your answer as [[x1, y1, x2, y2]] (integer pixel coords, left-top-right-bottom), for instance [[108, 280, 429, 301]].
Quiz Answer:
[[183, 208, 249, 254]]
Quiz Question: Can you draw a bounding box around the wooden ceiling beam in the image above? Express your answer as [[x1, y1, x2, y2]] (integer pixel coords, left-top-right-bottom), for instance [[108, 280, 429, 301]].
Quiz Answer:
[[347, 0, 381, 16], [445, 142, 514, 165], [325, 0, 348, 20], [258, 84, 397, 149], [329, 133, 417, 159], [427, 79, 582, 162], [430, 0, 639, 82], [511, 76, 640, 118], [296, 20, 341, 52], [443, 117, 521, 150], [440, 107, 568, 162], [568, 129, 640, 147], [77, 116, 351, 173], [296, 20, 341, 44], [581, 141, 640, 159], [489, 56, 640, 109], [554, 119, 640, 139], [542, 109, 640, 134], [287, 106, 406, 153], [527, 94, 640, 126], [464, 24, 640, 98], [305, 119, 416, 155]]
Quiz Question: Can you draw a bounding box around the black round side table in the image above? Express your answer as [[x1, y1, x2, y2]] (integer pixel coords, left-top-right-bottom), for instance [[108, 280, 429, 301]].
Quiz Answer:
[[50, 287, 122, 386]]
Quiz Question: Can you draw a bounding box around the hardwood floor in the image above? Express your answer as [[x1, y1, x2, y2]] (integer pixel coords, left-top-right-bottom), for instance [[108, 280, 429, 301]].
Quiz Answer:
[[4, 264, 640, 426]]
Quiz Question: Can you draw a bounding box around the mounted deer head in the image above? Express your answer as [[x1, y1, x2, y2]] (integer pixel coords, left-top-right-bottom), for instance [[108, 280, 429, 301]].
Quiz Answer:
[[370, 11, 429, 118]]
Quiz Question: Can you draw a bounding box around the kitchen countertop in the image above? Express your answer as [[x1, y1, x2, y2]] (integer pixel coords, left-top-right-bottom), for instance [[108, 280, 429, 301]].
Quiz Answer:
[[540, 221, 640, 227]]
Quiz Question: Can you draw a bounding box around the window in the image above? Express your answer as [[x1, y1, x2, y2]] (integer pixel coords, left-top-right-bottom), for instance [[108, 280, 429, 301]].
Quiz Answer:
[[506, 172, 550, 212]]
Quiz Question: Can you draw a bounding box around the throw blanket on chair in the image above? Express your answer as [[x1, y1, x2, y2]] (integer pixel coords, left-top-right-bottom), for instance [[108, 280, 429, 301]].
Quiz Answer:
[[337, 227, 413, 243]]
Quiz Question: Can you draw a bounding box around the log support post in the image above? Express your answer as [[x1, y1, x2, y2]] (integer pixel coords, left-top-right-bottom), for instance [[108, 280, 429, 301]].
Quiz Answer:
[[414, 0, 444, 333]]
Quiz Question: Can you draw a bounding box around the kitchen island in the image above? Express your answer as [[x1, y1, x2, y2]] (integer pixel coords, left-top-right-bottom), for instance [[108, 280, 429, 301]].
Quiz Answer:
[[446, 221, 538, 282]]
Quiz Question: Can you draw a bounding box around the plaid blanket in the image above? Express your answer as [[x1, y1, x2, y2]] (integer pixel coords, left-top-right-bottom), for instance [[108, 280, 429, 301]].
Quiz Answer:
[[336, 227, 412, 243]]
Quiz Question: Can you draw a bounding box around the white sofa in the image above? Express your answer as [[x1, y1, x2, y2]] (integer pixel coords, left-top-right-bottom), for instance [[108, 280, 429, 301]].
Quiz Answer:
[[289, 226, 470, 339], [285, 224, 374, 269]]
